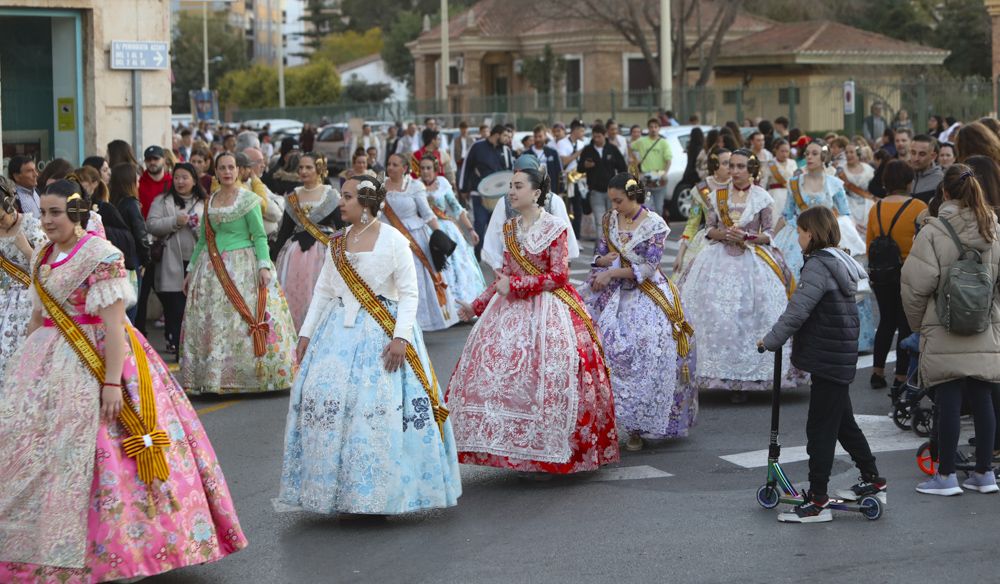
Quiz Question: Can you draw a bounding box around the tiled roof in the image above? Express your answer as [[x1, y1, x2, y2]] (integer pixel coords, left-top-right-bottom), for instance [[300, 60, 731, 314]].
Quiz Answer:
[[719, 20, 949, 59], [336, 53, 382, 74]]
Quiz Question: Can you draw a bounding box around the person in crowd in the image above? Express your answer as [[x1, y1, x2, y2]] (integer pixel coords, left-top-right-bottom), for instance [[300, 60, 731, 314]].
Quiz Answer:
[[397, 122, 420, 157], [903, 164, 1000, 496], [927, 115, 946, 140], [83, 155, 113, 184], [138, 146, 174, 219], [272, 152, 342, 332], [892, 109, 913, 133], [866, 160, 926, 391], [583, 173, 696, 451], [868, 147, 895, 199], [761, 138, 797, 217], [726, 121, 745, 146], [632, 117, 673, 217], [146, 162, 206, 360], [908, 134, 944, 204], [107, 139, 139, 170], [276, 175, 461, 515], [109, 163, 151, 324], [878, 127, 897, 158], [419, 154, 485, 305], [452, 120, 475, 175], [894, 128, 913, 163], [350, 123, 383, 163], [938, 142, 956, 170], [270, 152, 304, 196], [863, 103, 887, 145], [759, 119, 776, 151], [627, 124, 643, 169], [774, 116, 790, 139], [384, 124, 400, 165], [964, 155, 1000, 213], [241, 146, 285, 239], [265, 137, 299, 189], [299, 124, 316, 153], [697, 129, 720, 179], [37, 158, 73, 188], [366, 146, 386, 179], [680, 127, 706, 188], [678, 149, 797, 403], [673, 147, 731, 277], [955, 121, 1000, 163], [412, 128, 445, 179], [447, 160, 619, 474], [181, 152, 297, 395], [339, 149, 375, 187], [749, 131, 773, 164], [222, 134, 237, 154], [80, 164, 139, 296], [0, 178, 246, 582], [189, 144, 215, 193], [0, 177, 46, 379], [760, 206, 885, 523], [384, 153, 458, 332], [607, 119, 629, 156], [8, 156, 40, 218], [458, 124, 514, 255], [720, 127, 741, 151], [828, 136, 849, 170], [177, 127, 195, 162], [978, 116, 1000, 139], [523, 124, 563, 190], [838, 142, 877, 237], [938, 116, 962, 144], [579, 123, 628, 234], [556, 120, 588, 236]]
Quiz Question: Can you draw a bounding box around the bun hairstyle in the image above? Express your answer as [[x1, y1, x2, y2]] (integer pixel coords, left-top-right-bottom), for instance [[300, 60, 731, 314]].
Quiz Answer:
[[731, 148, 761, 180], [707, 147, 731, 174], [301, 151, 329, 181], [45, 178, 92, 228], [511, 155, 551, 206], [806, 138, 831, 164], [608, 172, 646, 204], [420, 151, 441, 173], [942, 163, 998, 243], [352, 175, 387, 216], [0, 176, 17, 214]]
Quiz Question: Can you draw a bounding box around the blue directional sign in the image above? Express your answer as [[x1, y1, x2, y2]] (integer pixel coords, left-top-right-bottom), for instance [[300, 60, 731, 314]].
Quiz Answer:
[[110, 40, 169, 70]]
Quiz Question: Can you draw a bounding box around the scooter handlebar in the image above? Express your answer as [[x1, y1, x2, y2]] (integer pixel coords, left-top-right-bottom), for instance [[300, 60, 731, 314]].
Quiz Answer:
[[757, 345, 767, 354]]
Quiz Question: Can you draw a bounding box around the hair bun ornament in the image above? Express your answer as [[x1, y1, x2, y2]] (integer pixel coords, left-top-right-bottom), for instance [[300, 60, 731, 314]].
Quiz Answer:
[[358, 180, 375, 191], [625, 178, 638, 190], [66, 193, 83, 203], [959, 169, 975, 182]]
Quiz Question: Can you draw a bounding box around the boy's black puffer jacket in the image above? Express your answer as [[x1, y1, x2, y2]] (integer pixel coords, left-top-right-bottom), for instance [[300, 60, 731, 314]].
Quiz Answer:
[[763, 248, 863, 384]]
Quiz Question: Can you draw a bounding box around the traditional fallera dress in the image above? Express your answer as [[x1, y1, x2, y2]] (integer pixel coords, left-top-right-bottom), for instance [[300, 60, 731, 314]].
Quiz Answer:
[[0, 213, 46, 379], [675, 176, 729, 279], [446, 211, 620, 473], [381, 175, 458, 331], [678, 185, 799, 390], [761, 158, 798, 218], [181, 188, 297, 394], [583, 211, 698, 439], [836, 164, 879, 353], [424, 175, 486, 304], [0, 234, 246, 583], [276, 225, 462, 514], [272, 184, 341, 331]]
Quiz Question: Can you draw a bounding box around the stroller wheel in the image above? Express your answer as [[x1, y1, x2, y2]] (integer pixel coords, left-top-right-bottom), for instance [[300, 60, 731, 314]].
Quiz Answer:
[[917, 441, 938, 476], [892, 403, 912, 431], [756, 485, 780, 509], [911, 408, 933, 438]]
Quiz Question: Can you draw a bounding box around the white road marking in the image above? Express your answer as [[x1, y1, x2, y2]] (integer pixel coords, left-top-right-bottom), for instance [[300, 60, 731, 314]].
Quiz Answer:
[[857, 351, 896, 369], [719, 414, 925, 469], [584, 464, 673, 482]]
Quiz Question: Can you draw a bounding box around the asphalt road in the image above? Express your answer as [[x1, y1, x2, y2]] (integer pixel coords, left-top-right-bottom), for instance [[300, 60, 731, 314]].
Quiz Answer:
[[147, 220, 1000, 584]]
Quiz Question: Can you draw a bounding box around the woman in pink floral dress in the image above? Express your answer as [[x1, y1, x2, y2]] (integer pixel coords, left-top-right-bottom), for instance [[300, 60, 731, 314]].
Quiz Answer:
[[0, 179, 246, 583]]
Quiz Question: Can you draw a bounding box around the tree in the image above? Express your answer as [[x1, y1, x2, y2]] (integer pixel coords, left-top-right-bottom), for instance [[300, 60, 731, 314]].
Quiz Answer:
[[218, 65, 278, 109], [298, 0, 346, 56], [286, 60, 343, 106], [521, 45, 566, 104], [933, 0, 991, 78], [170, 12, 250, 111], [343, 80, 395, 103], [218, 61, 341, 109], [381, 10, 423, 88], [312, 28, 384, 66]]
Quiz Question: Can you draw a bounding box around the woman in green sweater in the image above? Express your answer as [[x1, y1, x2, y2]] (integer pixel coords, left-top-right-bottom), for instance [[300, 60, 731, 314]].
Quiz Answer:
[[181, 152, 298, 394]]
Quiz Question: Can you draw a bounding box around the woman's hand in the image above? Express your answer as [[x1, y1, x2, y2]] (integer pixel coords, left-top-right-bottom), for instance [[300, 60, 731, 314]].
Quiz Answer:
[[296, 337, 310, 363], [458, 301, 475, 322], [595, 252, 619, 268], [672, 248, 686, 274], [469, 230, 480, 246], [591, 270, 615, 292], [258, 268, 271, 288], [494, 271, 511, 296], [382, 338, 407, 372], [101, 384, 123, 424], [176, 211, 189, 226]]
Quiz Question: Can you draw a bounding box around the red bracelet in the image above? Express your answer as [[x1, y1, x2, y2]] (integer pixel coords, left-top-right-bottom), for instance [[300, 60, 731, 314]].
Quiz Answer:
[[102, 382, 122, 388]]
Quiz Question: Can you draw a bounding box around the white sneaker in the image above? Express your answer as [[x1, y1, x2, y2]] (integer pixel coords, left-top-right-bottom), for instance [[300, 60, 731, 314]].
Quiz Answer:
[[916, 473, 963, 496], [961, 471, 999, 494]]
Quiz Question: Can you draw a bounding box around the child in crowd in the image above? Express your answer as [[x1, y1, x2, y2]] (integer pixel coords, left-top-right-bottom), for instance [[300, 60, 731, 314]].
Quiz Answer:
[[759, 206, 887, 523]]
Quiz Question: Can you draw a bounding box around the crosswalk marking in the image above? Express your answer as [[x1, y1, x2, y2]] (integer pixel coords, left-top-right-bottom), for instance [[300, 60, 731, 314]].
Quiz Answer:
[[718, 414, 926, 469], [584, 464, 673, 482]]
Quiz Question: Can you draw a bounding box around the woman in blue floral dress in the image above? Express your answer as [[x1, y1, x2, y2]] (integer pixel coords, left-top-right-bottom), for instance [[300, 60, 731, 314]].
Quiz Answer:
[[583, 174, 697, 451]]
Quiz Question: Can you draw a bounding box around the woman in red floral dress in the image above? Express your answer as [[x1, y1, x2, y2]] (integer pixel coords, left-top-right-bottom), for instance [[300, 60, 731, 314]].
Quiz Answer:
[[447, 157, 619, 474]]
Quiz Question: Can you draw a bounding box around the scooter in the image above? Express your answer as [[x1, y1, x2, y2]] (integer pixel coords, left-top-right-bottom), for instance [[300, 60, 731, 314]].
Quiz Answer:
[[754, 345, 884, 520]]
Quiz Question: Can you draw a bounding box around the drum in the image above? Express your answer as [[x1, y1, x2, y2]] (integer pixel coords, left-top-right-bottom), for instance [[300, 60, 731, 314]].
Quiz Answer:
[[477, 170, 513, 211]]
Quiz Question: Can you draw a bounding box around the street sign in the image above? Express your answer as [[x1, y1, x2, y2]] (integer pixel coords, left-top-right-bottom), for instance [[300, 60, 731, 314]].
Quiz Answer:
[[843, 80, 856, 115], [110, 40, 169, 70]]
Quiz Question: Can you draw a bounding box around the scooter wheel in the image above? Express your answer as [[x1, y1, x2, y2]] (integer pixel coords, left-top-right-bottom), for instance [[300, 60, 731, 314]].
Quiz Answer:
[[911, 408, 933, 438], [756, 485, 780, 509], [859, 496, 883, 520], [916, 441, 938, 476], [891, 403, 912, 431]]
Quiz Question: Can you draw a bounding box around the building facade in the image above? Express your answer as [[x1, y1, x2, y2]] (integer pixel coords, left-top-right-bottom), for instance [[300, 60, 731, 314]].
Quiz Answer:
[[174, 0, 285, 67], [1, 0, 172, 165]]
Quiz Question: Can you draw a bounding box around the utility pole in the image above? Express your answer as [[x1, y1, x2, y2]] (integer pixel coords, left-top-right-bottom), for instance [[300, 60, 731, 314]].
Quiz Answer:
[[440, 0, 449, 113], [203, 0, 210, 90], [269, 0, 286, 108], [660, 0, 672, 111]]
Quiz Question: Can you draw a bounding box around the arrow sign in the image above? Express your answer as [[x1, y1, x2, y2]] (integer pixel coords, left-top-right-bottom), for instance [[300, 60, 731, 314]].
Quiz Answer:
[[110, 40, 170, 70]]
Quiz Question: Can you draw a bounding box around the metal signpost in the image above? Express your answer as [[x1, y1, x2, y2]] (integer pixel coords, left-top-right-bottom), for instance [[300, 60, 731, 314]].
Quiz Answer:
[[110, 40, 169, 156]]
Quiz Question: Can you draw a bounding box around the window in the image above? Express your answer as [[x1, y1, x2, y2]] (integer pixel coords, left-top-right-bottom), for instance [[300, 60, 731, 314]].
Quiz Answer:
[[779, 87, 800, 105], [564, 56, 582, 108], [723, 90, 739, 105], [449, 64, 460, 86], [625, 56, 655, 108]]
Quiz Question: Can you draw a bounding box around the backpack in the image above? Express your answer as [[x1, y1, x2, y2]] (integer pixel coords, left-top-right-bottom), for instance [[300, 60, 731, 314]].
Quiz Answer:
[[868, 199, 912, 284], [935, 217, 995, 336]]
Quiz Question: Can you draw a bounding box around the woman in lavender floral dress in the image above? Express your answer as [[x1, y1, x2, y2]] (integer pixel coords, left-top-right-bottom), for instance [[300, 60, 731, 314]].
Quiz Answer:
[[583, 174, 697, 451]]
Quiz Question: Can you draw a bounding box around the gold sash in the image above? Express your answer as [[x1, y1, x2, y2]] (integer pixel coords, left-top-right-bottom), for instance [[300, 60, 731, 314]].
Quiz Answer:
[[601, 213, 693, 383], [0, 251, 31, 287], [767, 161, 788, 188], [381, 202, 450, 316], [287, 192, 331, 247], [836, 168, 875, 201], [716, 188, 795, 299], [789, 176, 808, 211], [502, 220, 608, 372], [330, 234, 448, 438], [33, 243, 170, 489]]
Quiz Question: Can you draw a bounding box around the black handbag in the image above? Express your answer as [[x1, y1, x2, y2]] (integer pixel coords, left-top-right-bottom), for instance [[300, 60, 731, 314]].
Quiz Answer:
[[429, 229, 457, 272]]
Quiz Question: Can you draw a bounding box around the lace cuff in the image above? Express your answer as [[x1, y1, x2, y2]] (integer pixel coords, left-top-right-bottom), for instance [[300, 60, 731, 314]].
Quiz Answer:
[[86, 277, 137, 314]]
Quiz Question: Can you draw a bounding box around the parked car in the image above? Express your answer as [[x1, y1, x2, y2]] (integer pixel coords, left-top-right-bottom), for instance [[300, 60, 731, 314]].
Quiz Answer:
[[313, 123, 353, 172], [650, 124, 713, 220]]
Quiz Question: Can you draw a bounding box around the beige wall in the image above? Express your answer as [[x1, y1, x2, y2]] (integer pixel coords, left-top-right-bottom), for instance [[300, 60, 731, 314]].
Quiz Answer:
[[0, 0, 172, 161]]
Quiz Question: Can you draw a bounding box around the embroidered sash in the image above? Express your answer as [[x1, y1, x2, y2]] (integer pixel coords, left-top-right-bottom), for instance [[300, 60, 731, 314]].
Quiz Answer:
[[330, 234, 448, 438], [716, 188, 796, 299], [788, 176, 808, 211], [381, 201, 450, 314], [0, 251, 31, 287], [33, 243, 170, 488], [602, 213, 693, 383], [287, 192, 331, 247], [203, 201, 269, 372], [502, 220, 608, 371], [767, 161, 788, 189], [430, 205, 453, 223], [836, 168, 875, 201]]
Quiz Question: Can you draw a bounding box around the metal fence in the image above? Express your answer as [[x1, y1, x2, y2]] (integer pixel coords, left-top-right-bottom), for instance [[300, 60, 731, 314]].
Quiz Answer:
[[229, 77, 997, 134]]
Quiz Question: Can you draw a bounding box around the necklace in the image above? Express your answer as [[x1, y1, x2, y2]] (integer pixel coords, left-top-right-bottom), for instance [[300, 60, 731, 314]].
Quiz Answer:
[[624, 206, 644, 228], [351, 219, 376, 244]]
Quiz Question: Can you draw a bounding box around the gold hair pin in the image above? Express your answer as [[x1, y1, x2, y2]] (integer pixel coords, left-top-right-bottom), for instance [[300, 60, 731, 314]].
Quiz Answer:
[[66, 193, 83, 202]]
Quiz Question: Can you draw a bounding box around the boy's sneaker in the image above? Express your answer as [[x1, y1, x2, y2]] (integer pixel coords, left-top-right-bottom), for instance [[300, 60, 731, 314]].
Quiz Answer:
[[777, 493, 832, 524], [916, 473, 963, 496], [835, 476, 887, 505], [961, 471, 999, 494]]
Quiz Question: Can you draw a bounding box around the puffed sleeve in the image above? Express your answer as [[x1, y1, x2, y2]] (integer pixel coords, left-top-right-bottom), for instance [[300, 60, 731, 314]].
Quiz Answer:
[[85, 251, 137, 314], [299, 249, 336, 339], [391, 230, 419, 344], [414, 189, 436, 224]]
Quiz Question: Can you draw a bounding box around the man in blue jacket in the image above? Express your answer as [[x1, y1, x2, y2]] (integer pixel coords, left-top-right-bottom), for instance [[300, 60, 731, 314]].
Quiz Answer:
[[520, 124, 563, 194], [458, 124, 513, 255]]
